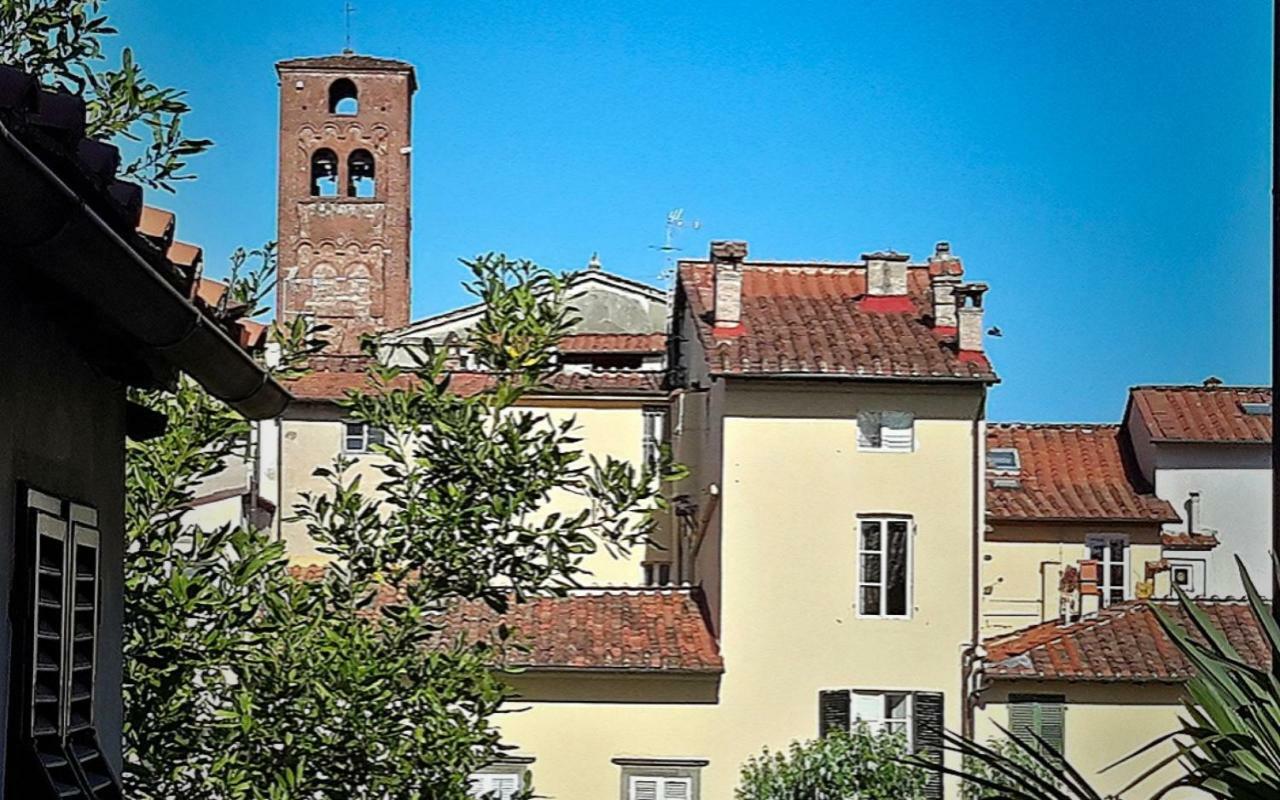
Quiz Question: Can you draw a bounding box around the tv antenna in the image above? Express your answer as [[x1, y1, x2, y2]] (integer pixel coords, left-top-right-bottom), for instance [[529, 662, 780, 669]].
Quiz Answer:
[[650, 208, 702, 282], [343, 1, 355, 54]]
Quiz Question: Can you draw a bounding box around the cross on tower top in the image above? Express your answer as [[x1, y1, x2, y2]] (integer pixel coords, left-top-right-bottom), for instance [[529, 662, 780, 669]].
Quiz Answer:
[[343, 1, 355, 54]]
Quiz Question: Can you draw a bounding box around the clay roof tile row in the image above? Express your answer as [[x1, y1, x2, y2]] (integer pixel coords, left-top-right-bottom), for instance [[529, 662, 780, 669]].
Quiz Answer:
[[1128, 385, 1272, 444], [677, 261, 996, 381], [985, 600, 1270, 682], [986, 424, 1179, 523]]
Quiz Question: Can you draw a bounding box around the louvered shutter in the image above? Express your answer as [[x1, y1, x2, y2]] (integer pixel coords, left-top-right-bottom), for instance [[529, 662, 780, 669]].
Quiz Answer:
[[819, 689, 851, 737], [12, 488, 122, 800], [912, 691, 945, 800], [1040, 699, 1065, 758], [630, 777, 660, 800], [880, 412, 915, 452], [856, 412, 881, 449], [662, 777, 691, 799]]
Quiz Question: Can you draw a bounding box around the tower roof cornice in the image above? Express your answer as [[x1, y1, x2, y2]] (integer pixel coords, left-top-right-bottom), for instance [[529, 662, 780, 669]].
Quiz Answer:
[[276, 54, 417, 91]]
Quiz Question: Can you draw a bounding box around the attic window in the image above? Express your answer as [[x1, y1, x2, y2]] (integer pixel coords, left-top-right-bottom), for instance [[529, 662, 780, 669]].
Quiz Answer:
[[1241, 402, 1271, 416], [987, 448, 1020, 473]]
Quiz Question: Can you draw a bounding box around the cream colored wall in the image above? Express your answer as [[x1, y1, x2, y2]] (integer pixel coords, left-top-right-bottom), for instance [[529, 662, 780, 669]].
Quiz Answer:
[[982, 523, 1167, 635], [489, 380, 987, 799], [977, 681, 1204, 799], [278, 401, 653, 584]]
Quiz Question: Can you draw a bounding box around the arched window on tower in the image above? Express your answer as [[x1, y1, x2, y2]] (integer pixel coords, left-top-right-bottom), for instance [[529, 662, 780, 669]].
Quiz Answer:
[[328, 78, 358, 115], [310, 148, 339, 197], [347, 149, 376, 198]]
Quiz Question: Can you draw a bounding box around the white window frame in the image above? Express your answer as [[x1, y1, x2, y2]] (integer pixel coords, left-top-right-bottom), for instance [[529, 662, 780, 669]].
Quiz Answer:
[[342, 421, 385, 454], [1167, 559, 1206, 597], [642, 406, 667, 474], [857, 516, 914, 619], [468, 767, 525, 799], [857, 411, 915, 453], [628, 775, 692, 800], [852, 690, 913, 741], [986, 447, 1021, 473], [1086, 533, 1130, 606]]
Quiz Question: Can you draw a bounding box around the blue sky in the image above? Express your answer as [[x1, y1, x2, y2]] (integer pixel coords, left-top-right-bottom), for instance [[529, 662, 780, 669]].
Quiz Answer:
[[110, 0, 1270, 421]]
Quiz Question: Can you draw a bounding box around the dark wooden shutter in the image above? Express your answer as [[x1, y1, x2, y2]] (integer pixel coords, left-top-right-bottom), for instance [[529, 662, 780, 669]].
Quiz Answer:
[[9, 487, 122, 800], [818, 690, 850, 737], [912, 691, 945, 800]]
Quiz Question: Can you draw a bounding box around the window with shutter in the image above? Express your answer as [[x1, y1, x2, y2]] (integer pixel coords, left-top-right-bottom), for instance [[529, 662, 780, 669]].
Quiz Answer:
[[11, 486, 122, 799], [1009, 694, 1066, 760], [857, 411, 915, 452], [628, 776, 691, 800], [819, 689, 945, 799], [469, 771, 521, 800]]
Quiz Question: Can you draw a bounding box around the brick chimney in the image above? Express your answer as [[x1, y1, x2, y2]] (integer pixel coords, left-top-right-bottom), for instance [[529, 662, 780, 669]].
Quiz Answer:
[[710, 240, 748, 330], [954, 283, 989, 353], [863, 251, 910, 296], [928, 242, 961, 329]]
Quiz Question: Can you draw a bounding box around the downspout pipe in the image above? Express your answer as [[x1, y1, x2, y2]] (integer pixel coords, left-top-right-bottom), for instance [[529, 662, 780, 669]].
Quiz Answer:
[[0, 118, 289, 420]]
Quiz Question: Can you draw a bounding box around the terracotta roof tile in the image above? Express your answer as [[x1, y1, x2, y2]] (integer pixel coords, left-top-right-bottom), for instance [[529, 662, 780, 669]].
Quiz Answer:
[[987, 424, 1179, 523], [1161, 531, 1220, 551], [985, 600, 1270, 682], [435, 589, 723, 673], [677, 260, 996, 381], [559, 333, 667, 353], [1129, 385, 1272, 444]]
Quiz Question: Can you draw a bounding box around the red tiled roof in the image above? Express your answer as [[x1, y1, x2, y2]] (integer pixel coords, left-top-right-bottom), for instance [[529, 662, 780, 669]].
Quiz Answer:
[[1128, 385, 1272, 444], [435, 589, 723, 673], [1161, 531, 1220, 551], [285, 359, 665, 401], [986, 424, 1179, 523], [985, 600, 1270, 682], [560, 334, 667, 353], [677, 260, 996, 381]]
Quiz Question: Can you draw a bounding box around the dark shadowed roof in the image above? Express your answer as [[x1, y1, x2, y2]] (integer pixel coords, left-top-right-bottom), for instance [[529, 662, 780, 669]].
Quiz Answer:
[[986, 424, 1179, 523], [985, 600, 1269, 683], [1127, 385, 1272, 444], [677, 259, 997, 382]]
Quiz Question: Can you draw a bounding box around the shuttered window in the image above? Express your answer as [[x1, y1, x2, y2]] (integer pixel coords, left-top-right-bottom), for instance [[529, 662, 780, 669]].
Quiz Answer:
[[629, 776, 691, 800], [1009, 694, 1066, 759], [14, 486, 121, 799], [469, 771, 521, 800], [857, 411, 915, 452], [818, 689, 944, 799]]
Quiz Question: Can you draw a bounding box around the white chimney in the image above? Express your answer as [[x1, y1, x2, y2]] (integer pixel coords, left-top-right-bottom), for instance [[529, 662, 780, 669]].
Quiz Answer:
[[710, 240, 748, 329], [1187, 492, 1201, 534], [863, 251, 909, 296], [954, 283, 989, 353]]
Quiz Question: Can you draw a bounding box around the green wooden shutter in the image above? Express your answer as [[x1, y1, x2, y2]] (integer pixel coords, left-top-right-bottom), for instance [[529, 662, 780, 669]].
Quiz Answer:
[[818, 690, 850, 737], [912, 691, 945, 800], [1009, 694, 1066, 759]]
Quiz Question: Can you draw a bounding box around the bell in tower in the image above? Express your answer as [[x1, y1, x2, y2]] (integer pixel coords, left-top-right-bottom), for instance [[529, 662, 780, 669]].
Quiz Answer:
[[274, 54, 416, 354]]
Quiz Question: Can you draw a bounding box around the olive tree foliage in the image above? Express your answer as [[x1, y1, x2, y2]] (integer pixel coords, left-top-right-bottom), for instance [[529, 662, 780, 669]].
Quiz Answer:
[[0, 0, 211, 190], [124, 251, 678, 799], [735, 725, 928, 800]]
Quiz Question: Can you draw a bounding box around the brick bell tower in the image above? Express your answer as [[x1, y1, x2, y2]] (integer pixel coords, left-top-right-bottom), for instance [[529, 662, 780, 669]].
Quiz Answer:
[[275, 54, 416, 353]]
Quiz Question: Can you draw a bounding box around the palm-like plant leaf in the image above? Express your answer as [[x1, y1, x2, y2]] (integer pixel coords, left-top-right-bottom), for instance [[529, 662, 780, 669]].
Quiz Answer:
[[1127, 556, 1280, 798]]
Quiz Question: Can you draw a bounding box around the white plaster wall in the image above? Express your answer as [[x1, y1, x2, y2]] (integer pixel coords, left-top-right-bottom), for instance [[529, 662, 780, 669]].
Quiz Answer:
[[1152, 444, 1271, 598]]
